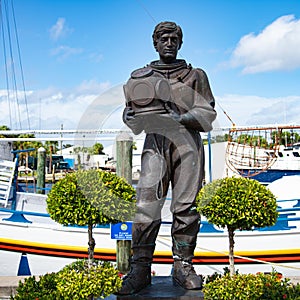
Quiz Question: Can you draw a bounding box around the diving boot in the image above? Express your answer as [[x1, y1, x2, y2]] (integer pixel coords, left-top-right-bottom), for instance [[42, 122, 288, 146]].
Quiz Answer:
[[172, 259, 203, 290], [115, 262, 151, 295]]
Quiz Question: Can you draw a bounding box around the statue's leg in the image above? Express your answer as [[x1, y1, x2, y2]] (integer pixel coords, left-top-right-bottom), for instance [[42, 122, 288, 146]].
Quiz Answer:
[[117, 144, 169, 295], [170, 132, 204, 289]]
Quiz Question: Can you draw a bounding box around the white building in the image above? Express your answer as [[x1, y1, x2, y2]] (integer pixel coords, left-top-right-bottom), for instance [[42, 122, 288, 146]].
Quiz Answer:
[[57, 146, 110, 170]]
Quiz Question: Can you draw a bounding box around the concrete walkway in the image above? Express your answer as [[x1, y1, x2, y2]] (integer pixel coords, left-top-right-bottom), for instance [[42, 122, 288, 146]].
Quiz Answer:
[[0, 276, 28, 299]]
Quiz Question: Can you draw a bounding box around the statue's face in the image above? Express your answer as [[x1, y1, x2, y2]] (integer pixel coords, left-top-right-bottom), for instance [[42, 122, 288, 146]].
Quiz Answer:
[[155, 32, 180, 64]]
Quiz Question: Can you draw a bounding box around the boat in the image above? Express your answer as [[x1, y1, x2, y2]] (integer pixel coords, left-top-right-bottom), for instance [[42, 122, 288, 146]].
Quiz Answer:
[[237, 144, 300, 184], [0, 123, 300, 278], [0, 168, 300, 278], [225, 124, 300, 184], [0, 125, 299, 278]]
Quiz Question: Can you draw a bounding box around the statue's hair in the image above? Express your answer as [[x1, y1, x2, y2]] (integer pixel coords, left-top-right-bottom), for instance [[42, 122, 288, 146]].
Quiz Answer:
[[152, 21, 183, 49]]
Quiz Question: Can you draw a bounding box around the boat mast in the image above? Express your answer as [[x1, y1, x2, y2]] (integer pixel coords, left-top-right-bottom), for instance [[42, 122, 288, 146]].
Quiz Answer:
[[0, 0, 30, 130]]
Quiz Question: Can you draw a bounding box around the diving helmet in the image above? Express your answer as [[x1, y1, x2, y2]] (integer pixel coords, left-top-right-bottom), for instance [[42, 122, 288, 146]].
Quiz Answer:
[[123, 67, 171, 115]]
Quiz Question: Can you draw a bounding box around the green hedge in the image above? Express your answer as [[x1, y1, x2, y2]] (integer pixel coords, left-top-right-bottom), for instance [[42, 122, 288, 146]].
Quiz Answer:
[[11, 259, 122, 300], [203, 271, 300, 300]]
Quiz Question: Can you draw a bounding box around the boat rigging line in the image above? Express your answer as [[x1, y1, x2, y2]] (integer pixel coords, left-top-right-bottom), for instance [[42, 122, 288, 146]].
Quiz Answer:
[[216, 101, 236, 128], [0, 0, 30, 130], [157, 235, 300, 272]]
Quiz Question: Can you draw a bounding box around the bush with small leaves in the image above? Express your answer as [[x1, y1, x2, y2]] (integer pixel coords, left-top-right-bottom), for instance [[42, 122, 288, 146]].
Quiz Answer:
[[196, 177, 278, 275], [11, 259, 123, 299], [197, 177, 278, 231], [47, 169, 136, 260], [47, 169, 136, 226], [56, 259, 122, 299], [203, 271, 300, 300], [11, 273, 59, 300]]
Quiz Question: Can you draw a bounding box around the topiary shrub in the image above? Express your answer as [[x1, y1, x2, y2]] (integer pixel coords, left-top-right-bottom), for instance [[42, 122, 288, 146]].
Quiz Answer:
[[56, 259, 122, 299], [196, 176, 278, 275], [47, 169, 136, 259], [47, 169, 136, 226], [203, 271, 300, 300]]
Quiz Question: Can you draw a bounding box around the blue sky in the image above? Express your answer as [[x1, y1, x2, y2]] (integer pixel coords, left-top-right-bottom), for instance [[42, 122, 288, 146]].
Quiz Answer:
[[1, 0, 300, 133]]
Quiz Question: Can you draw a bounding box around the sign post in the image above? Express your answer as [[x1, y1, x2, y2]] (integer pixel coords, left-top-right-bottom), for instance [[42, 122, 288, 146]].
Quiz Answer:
[[115, 132, 133, 273]]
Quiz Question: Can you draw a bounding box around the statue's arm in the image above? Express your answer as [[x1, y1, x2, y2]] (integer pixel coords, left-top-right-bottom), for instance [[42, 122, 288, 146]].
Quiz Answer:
[[122, 106, 144, 135], [176, 69, 217, 132]]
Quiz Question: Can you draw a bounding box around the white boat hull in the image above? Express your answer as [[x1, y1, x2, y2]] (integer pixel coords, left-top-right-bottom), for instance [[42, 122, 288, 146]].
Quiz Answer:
[[1, 187, 300, 277]]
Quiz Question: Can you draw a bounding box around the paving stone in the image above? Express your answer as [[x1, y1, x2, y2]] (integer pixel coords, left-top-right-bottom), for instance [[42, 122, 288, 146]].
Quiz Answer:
[[103, 276, 204, 300]]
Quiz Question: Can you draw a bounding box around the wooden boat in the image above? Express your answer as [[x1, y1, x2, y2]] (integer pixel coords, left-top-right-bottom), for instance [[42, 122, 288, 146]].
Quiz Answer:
[[226, 124, 300, 184]]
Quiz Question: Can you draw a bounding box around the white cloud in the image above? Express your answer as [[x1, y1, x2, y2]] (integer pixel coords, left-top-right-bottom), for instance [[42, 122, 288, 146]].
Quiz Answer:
[[0, 80, 121, 131], [49, 18, 72, 41], [89, 52, 104, 63], [230, 15, 300, 73], [50, 45, 83, 60], [2, 84, 300, 142], [75, 80, 110, 94], [216, 94, 300, 128]]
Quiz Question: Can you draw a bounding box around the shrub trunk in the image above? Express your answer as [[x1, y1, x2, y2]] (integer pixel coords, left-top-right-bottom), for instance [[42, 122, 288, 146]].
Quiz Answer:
[[228, 227, 235, 276]]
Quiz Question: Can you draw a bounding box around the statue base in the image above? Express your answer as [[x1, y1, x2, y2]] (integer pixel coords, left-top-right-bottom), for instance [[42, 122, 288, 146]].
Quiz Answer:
[[103, 276, 204, 300]]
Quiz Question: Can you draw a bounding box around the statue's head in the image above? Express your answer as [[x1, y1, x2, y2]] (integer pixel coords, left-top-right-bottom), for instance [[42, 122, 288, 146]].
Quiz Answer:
[[152, 21, 183, 50]]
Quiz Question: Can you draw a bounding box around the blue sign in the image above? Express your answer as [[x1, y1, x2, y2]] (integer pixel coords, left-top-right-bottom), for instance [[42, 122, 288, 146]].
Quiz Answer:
[[111, 222, 132, 240]]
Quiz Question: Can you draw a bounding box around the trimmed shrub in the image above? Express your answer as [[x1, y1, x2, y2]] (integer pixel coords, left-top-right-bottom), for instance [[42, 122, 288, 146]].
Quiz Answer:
[[11, 259, 122, 300], [11, 272, 59, 300], [47, 169, 136, 259], [197, 177, 278, 230], [196, 177, 278, 274], [47, 169, 136, 226], [56, 259, 122, 299], [203, 271, 300, 300]]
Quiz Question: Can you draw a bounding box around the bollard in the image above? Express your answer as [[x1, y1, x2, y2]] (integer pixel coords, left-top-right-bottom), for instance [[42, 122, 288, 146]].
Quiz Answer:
[[116, 132, 133, 274], [116, 132, 133, 185], [36, 147, 46, 194], [17, 252, 31, 276]]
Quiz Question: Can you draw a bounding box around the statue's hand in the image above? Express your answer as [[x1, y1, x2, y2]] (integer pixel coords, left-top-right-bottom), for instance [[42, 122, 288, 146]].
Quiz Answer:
[[163, 103, 201, 130], [123, 107, 135, 122], [123, 107, 143, 134], [163, 103, 182, 123]]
